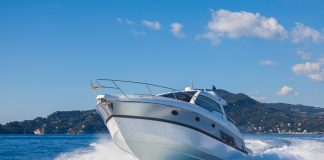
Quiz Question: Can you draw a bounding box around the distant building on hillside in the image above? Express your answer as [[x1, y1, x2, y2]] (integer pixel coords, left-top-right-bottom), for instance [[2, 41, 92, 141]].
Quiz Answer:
[[33, 128, 44, 135]]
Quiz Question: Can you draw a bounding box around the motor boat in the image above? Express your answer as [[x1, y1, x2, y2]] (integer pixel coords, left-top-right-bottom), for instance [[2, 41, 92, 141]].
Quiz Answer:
[[92, 79, 252, 160]]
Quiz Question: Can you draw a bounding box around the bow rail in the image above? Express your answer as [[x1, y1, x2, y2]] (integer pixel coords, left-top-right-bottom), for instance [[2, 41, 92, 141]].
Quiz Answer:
[[91, 79, 184, 99]]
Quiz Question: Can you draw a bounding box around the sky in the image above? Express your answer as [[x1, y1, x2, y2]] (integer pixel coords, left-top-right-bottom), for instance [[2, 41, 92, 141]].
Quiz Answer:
[[1, 0, 324, 124]]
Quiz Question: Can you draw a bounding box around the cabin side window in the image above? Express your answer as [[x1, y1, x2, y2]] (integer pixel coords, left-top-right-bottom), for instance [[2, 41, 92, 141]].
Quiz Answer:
[[220, 131, 235, 147], [195, 95, 222, 114]]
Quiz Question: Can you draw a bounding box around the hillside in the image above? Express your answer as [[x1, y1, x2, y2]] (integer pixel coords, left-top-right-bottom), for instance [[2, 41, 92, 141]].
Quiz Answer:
[[217, 89, 324, 133], [0, 110, 107, 134], [1, 89, 324, 134]]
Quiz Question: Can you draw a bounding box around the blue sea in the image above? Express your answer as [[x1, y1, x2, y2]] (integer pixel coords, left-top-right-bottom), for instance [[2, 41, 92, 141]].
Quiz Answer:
[[0, 134, 323, 160]]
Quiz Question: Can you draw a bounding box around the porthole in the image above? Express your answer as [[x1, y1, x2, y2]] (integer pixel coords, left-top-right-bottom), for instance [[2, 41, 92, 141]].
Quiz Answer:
[[171, 110, 178, 116], [195, 117, 200, 122]]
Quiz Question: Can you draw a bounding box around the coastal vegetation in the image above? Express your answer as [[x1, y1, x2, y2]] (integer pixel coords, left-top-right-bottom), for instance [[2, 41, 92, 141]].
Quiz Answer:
[[1, 89, 323, 134]]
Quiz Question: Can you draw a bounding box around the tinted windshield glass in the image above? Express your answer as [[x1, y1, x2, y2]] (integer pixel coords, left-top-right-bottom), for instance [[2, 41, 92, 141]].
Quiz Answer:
[[195, 95, 222, 113], [160, 91, 197, 102], [226, 115, 236, 124]]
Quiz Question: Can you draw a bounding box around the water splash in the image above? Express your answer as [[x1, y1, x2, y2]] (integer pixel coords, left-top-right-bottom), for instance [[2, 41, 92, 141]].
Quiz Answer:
[[55, 135, 324, 160], [55, 139, 137, 160], [244, 136, 324, 160]]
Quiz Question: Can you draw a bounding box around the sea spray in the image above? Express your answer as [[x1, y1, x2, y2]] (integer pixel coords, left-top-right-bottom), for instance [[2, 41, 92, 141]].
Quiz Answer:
[[55, 134, 324, 160], [244, 136, 324, 160], [55, 138, 137, 160]]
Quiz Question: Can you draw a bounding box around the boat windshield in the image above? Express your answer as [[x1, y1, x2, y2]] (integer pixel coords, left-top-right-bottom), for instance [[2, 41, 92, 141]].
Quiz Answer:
[[227, 115, 236, 124], [195, 95, 222, 114], [159, 91, 197, 102]]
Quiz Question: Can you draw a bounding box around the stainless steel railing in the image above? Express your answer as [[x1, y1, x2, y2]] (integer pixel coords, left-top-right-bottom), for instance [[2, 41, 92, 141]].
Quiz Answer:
[[91, 79, 183, 99]]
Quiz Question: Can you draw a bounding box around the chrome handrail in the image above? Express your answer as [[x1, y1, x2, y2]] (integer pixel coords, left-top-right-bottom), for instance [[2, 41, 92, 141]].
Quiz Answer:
[[91, 79, 185, 100]]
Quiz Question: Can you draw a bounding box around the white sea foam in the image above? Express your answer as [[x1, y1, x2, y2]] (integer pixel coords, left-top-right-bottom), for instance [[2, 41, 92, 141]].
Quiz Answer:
[[245, 137, 324, 160], [55, 136, 324, 160], [55, 139, 137, 160]]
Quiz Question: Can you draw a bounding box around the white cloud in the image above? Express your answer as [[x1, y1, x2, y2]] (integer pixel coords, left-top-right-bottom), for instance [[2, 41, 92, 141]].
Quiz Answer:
[[296, 49, 312, 60], [260, 60, 277, 66], [308, 71, 324, 82], [196, 32, 221, 45], [142, 20, 161, 30], [292, 60, 324, 82], [125, 20, 135, 25], [277, 86, 295, 96], [292, 62, 320, 75], [131, 29, 146, 36], [170, 22, 185, 38], [291, 23, 324, 43], [116, 17, 135, 25], [198, 9, 287, 45]]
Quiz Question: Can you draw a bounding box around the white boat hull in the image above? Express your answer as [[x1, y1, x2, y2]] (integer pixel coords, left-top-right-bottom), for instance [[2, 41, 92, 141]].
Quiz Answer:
[[107, 117, 246, 160]]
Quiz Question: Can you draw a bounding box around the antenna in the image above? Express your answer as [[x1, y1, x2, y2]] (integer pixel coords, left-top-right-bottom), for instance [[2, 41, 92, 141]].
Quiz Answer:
[[212, 85, 217, 91], [191, 81, 194, 89]]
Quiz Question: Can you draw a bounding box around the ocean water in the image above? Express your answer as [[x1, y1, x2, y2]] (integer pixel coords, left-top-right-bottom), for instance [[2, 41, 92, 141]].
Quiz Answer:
[[0, 134, 323, 160]]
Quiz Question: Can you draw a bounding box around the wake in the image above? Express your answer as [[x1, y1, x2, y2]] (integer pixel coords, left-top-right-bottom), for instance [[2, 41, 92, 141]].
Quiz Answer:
[[244, 135, 324, 160], [55, 138, 137, 160], [55, 135, 324, 160]]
